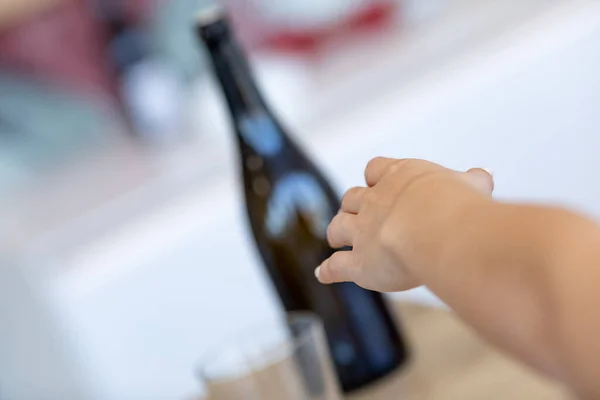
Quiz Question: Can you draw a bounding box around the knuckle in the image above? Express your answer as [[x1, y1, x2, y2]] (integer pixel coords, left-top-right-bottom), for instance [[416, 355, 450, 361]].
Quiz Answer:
[[339, 214, 356, 236], [327, 214, 348, 246], [387, 161, 400, 174], [322, 257, 339, 282], [329, 252, 354, 280], [367, 156, 385, 170], [363, 190, 377, 204], [329, 252, 344, 269], [389, 159, 412, 175], [341, 187, 359, 206], [365, 157, 384, 176], [384, 159, 439, 188], [362, 192, 381, 212], [396, 159, 420, 174], [335, 212, 348, 229], [340, 191, 350, 207], [348, 186, 363, 197]]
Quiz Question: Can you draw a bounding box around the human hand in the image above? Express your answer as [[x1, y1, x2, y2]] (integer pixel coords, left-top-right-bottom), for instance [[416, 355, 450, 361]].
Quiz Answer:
[[316, 158, 494, 292]]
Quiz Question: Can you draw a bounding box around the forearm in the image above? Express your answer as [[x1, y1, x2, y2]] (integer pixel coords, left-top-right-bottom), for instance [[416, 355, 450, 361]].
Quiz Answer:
[[0, 0, 67, 29], [418, 201, 600, 394]]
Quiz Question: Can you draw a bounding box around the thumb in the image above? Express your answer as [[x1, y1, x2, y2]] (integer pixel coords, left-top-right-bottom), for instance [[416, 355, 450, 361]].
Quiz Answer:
[[315, 251, 358, 284], [464, 168, 495, 195]]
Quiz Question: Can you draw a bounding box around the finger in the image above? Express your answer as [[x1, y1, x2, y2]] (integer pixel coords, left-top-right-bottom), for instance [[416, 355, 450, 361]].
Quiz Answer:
[[327, 213, 358, 248], [365, 157, 397, 187], [315, 251, 359, 284], [341, 187, 368, 214], [465, 168, 495, 195]]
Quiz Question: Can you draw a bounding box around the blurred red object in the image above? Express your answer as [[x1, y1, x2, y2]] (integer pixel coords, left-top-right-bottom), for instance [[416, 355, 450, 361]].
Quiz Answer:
[[0, 0, 154, 99], [228, 0, 397, 54], [0, 0, 114, 97]]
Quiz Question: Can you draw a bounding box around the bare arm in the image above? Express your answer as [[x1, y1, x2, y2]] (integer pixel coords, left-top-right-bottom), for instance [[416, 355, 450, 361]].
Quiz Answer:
[[317, 157, 600, 398], [0, 0, 67, 29], [410, 202, 600, 398]]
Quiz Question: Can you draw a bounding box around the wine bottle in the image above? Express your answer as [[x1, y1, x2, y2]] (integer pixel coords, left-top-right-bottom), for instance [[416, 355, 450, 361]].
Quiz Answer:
[[196, 8, 409, 392]]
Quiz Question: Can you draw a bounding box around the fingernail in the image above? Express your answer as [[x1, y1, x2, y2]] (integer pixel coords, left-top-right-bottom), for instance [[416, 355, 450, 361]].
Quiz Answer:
[[314, 266, 321, 280], [483, 168, 494, 177]]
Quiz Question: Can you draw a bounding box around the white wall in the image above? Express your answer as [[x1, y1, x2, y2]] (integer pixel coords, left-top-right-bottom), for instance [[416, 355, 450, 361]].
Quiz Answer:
[[0, 258, 93, 400]]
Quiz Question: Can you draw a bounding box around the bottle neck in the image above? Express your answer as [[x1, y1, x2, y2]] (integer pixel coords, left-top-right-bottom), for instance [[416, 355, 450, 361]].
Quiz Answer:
[[203, 27, 267, 118], [200, 19, 290, 159]]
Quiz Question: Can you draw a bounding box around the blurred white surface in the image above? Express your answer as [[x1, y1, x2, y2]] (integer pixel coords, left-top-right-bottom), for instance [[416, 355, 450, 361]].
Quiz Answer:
[[3, 0, 600, 399]]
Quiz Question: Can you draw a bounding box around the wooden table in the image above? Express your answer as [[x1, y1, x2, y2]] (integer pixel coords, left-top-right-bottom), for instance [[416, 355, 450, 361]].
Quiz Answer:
[[349, 302, 570, 400], [197, 302, 571, 400]]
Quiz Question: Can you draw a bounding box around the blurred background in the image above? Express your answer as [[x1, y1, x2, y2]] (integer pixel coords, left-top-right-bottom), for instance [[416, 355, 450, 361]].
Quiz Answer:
[[1, 0, 600, 399]]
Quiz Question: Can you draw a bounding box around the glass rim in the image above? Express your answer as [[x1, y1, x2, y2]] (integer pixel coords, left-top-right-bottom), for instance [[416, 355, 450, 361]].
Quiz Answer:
[[196, 311, 323, 384]]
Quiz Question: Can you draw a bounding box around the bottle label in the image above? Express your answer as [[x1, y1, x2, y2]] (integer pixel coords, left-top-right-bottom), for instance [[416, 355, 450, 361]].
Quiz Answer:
[[238, 113, 284, 157], [265, 172, 332, 239]]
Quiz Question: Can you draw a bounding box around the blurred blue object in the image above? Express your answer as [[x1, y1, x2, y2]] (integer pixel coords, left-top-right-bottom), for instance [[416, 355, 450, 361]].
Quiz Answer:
[[0, 72, 124, 194]]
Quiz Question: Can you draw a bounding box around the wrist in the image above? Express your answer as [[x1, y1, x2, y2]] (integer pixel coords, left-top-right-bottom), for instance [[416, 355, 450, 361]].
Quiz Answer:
[[412, 191, 497, 285], [430, 195, 497, 271]]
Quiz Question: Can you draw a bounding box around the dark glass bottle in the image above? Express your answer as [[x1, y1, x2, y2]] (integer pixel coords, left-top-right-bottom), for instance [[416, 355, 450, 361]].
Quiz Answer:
[[196, 9, 409, 392]]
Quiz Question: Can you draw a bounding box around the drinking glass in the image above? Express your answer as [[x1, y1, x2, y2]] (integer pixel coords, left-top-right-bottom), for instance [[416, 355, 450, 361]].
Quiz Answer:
[[198, 312, 342, 400]]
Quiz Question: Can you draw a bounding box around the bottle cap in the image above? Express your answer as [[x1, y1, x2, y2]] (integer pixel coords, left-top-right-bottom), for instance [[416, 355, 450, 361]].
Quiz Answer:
[[196, 4, 230, 46], [195, 4, 225, 28]]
